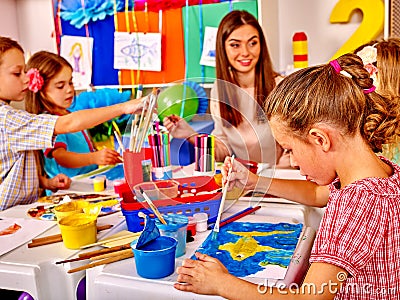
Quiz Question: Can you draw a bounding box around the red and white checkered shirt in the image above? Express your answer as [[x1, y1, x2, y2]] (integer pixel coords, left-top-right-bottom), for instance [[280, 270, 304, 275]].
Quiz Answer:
[[310, 157, 400, 299], [0, 101, 58, 211]]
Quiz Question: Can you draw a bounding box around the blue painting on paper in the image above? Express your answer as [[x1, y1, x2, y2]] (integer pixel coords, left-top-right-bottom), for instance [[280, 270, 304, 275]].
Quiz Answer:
[[195, 222, 303, 278]]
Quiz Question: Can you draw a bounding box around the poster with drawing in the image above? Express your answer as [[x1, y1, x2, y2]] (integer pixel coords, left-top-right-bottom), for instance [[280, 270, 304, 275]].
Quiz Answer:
[[200, 26, 217, 67], [114, 32, 162, 71], [60, 35, 93, 89], [195, 222, 303, 280]]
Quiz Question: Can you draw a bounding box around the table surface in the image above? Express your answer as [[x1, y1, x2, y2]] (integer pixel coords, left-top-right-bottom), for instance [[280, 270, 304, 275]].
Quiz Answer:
[[86, 202, 318, 300], [0, 200, 125, 300], [0, 166, 324, 300]]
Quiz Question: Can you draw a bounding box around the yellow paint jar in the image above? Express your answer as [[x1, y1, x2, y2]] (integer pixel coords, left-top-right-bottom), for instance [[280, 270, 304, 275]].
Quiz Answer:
[[93, 176, 106, 192], [54, 200, 89, 221], [58, 213, 97, 249]]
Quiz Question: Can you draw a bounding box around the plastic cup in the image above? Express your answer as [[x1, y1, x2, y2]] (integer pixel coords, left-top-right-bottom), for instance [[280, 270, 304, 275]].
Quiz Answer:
[[156, 214, 188, 257]]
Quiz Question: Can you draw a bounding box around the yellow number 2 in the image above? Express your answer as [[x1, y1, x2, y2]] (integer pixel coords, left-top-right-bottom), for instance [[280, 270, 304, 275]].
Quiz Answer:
[[330, 0, 384, 60]]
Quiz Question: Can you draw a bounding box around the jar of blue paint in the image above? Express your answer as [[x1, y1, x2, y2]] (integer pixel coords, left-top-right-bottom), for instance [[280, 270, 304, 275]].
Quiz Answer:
[[156, 214, 188, 257]]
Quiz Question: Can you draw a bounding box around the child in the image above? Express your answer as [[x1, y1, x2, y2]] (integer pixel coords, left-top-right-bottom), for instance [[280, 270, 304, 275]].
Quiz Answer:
[[174, 53, 400, 299], [0, 36, 143, 211], [355, 37, 400, 163], [25, 51, 123, 178]]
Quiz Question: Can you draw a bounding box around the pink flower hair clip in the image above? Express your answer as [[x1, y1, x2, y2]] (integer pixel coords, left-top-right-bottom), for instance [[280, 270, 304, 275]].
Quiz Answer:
[[27, 68, 44, 93]]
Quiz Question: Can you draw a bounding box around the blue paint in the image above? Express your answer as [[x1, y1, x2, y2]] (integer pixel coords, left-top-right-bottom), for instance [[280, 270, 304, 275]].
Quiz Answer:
[[195, 222, 303, 278]]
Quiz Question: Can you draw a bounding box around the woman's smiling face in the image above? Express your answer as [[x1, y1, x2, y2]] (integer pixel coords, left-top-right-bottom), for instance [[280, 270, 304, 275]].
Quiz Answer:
[[225, 24, 260, 75]]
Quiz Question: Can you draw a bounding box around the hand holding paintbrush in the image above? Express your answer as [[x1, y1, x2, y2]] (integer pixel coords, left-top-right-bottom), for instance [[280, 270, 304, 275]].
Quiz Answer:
[[213, 155, 235, 237]]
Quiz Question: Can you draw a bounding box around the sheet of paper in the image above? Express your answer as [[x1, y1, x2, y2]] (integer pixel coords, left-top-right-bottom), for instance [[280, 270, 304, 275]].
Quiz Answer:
[[195, 222, 303, 280], [60, 35, 93, 89], [114, 32, 162, 71], [199, 26, 217, 67], [0, 218, 55, 256]]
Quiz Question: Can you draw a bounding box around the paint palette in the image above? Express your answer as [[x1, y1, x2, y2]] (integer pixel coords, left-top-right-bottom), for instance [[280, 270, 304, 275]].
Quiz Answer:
[[27, 199, 121, 221], [38, 193, 118, 204]]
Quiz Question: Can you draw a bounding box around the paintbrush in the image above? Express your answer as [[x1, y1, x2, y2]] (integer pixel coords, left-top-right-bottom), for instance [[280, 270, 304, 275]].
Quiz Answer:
[[55, 243, 131, 264], [80, 231, 141, 249], [207, 206, 261, 230], [212, 154, 235, 239], [28, 224, 113, 248], [113, 130, 125, 152], [139, 187, 167, 225], [67, 250, 134, 274]]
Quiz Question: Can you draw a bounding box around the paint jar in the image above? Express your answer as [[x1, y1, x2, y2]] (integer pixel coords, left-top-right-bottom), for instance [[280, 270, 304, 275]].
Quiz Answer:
[[151, 165, 173, 181], [132, 236, 177, 279], [93, 176, 106, 192], [156, 214, 188, 257], [58, 213, 97, 249], [213, 170, 223, 187], [53, 200, 89, 222], [187, 216, 197, 237], [193, 212, 208, 232]]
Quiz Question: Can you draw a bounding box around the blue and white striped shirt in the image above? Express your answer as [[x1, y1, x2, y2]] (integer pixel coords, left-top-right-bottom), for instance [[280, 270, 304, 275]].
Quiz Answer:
[[0, 101, 58, 211]]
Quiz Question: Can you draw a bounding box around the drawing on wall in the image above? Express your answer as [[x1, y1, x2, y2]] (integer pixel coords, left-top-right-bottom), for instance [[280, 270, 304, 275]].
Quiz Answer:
[[200, 26, 218, 67], [195, 222, 303, 279], [60, 35, 93, 89], [114, 32, 162, 71]]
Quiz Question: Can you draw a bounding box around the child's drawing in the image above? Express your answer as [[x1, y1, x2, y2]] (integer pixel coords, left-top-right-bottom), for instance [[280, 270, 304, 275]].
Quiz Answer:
[[60, 35, 93, 89], [195, 222, 303, 279], [200, 26, 218, 67], [114, 32, 162, 71]]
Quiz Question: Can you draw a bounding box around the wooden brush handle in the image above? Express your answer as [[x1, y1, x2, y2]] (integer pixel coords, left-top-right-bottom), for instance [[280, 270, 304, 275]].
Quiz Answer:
[[28, 224, 113, 248], [68, 251, 134, 274]]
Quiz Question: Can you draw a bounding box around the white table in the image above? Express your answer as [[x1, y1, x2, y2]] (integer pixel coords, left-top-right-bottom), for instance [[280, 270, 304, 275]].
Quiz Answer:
[[86, 200, 322, 300], [0, 203, 125, 300]]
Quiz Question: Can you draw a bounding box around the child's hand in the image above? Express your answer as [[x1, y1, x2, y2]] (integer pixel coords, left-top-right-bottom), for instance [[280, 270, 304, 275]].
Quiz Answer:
[[163, 115, 197, 139], [92, 148, 122, 165], [44, 174, 71, 192], [174, 252, 230, 295], [123, 96, 146, 114], [221, 156, 258, 191]]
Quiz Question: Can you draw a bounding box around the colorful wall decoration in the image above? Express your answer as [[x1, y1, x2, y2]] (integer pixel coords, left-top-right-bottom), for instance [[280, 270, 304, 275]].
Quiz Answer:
[[53, 0, 258, 87]]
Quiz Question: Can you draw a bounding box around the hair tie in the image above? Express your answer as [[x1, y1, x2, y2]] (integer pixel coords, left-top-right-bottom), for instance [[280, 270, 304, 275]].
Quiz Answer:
[[329, 60, 341, 73], [363, 85, 376, 94]]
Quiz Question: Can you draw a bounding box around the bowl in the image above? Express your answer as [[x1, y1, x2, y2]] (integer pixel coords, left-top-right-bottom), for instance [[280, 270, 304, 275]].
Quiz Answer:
[[132, 236, 177, 279], [53, 200, 89, 221], [133, 180, 179, 202]]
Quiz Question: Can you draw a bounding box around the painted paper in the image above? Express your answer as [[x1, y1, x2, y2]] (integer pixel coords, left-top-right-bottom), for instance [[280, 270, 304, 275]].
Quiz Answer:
[[199, 26, 217, 67], [60, 35, 94, 89], [0, 218, 55, 256], [114, 32, 162, 71], [195, 222, 303, 279]]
